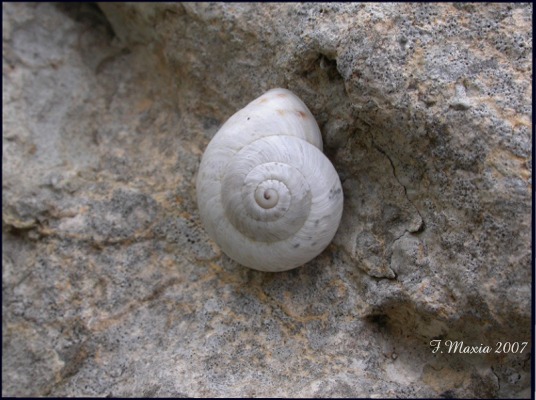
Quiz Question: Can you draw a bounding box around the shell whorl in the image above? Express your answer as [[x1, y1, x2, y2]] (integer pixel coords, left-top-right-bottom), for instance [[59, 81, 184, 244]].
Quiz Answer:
[[196, 88, 343, 272]]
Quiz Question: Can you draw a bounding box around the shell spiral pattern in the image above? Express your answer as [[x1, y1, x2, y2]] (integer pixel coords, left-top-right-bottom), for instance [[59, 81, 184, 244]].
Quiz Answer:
[[196, 88, 344, 272]]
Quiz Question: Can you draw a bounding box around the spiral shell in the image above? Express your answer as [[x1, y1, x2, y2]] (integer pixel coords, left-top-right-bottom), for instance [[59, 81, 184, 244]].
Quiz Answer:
[[196, 88, 343, 272]]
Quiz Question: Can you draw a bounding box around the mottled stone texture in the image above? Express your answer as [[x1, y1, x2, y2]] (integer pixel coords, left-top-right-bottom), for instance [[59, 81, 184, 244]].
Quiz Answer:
[[2, 2, 532, 398]]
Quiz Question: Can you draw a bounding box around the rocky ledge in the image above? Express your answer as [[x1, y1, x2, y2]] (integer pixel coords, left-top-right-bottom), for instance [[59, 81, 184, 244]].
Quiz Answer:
[[2, 3, 532, 397]]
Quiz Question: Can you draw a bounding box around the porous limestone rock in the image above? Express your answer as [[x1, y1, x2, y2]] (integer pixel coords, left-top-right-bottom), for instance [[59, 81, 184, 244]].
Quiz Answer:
[[2, 3, 532, 398]]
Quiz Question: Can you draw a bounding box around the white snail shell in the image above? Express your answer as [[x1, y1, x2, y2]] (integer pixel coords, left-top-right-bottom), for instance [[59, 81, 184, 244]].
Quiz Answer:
[[196, 88, 343, 272]]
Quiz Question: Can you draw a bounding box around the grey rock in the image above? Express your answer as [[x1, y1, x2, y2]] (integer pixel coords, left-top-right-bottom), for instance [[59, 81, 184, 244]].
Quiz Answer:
[[2, 2, 532, 398]]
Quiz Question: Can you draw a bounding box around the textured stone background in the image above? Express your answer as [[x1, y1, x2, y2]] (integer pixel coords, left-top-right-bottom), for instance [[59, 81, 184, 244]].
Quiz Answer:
[[2, 2, 532, 397]]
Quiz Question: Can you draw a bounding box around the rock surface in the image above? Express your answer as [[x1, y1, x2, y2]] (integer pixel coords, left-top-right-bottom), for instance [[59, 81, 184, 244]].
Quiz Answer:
[[2, 2, 532, 397]]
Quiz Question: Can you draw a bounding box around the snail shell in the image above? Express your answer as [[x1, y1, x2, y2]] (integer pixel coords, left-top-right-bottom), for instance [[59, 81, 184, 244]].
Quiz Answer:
[[196, 88, 343, 272]]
